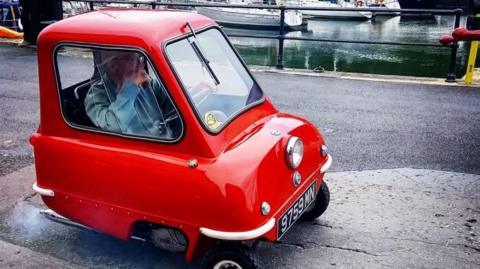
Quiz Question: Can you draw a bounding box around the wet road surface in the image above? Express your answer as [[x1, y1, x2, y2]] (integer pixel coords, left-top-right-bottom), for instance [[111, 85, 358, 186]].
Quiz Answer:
[[1, 43, 480, 176]]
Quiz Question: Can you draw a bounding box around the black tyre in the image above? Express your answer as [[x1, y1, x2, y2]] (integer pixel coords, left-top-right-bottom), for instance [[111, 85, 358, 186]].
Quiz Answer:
[[301, 181, 330, 221], [201, 243, 263, 269]]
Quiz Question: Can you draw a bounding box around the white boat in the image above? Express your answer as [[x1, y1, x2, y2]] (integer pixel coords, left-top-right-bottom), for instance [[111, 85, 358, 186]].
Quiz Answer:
[[367, 0, 401, 16], [62, 1, 90, 17], [296, 0, 373, 20], [196, 6, 305, 30]]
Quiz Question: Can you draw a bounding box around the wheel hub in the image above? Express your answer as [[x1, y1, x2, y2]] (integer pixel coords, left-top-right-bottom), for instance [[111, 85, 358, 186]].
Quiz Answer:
[[213, 260, 243, 269]]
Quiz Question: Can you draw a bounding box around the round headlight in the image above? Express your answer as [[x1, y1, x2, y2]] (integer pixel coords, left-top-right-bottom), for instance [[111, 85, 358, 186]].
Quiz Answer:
[[285, 137, 304, 169]]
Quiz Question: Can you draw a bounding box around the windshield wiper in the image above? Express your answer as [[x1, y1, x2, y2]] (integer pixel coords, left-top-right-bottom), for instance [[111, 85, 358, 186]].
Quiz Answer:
[[184, 22, 220, 86]]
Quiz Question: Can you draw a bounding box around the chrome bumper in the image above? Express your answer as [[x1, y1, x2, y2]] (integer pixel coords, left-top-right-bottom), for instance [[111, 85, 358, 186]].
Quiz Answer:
[[320, 154, 332, 173], [199, 218, 275, 240], [32, 182, 55, 197]]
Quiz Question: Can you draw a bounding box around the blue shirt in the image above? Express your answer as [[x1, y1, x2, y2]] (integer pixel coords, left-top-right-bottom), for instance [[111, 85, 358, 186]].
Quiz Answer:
[[84, 75, 170, 138]]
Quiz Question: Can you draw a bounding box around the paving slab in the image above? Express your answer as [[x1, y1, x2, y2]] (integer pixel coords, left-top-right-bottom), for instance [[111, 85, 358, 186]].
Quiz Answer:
[[261, 168, 480, 269], [0, 165, 35, 212], [0, 166, 478, 268]]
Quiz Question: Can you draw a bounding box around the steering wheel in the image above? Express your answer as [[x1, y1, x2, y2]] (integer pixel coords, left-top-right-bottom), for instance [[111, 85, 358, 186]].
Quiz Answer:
[[189, 80, 217, 106]]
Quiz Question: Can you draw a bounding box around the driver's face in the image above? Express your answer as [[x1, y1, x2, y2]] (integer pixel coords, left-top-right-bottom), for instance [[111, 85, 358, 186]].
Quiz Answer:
[[104, 52, 144, 85]]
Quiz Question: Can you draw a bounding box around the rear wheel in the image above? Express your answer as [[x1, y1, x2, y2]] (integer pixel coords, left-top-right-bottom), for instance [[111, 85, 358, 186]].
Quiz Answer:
[[201, 243, 262, 269], [301, 181, 330, 221]]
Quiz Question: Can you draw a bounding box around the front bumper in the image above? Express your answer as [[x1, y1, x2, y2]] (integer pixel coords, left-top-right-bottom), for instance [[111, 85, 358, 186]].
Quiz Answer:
[[320, 154, 333, 173], [199, 218, 276, 240], [199, 154, 333, 241]]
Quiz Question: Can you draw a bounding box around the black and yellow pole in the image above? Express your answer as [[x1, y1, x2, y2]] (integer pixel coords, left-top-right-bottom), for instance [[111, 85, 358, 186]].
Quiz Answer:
[[465, 14, 480, 84]]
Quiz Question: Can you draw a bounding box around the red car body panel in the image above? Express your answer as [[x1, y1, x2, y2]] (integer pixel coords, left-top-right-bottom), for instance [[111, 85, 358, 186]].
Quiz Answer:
[[31, 9, 330, 262]]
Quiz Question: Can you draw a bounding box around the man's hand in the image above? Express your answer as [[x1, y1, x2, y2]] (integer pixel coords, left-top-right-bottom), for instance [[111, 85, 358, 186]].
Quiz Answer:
[[197, 80, 216, 90], [134, 70, 149, 86]]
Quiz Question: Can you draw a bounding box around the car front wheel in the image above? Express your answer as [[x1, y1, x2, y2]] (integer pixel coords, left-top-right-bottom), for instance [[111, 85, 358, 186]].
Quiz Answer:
[[201, 243, 262, 269], [301, 180, 330, 221]]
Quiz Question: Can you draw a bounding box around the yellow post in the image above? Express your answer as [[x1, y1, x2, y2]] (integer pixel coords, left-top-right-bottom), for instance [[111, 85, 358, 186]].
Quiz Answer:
[[465, 14, 480, 85]]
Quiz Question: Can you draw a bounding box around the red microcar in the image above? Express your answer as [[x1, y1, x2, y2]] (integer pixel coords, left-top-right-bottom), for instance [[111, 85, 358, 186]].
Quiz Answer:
[[30, 8, 332, 269]]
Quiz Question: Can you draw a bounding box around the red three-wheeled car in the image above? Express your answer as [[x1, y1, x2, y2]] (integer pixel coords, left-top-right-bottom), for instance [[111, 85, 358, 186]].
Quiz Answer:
[[30, 8, 332, 269]]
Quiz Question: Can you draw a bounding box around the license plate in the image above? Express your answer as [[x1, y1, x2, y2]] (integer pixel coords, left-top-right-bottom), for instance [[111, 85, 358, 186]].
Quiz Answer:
[[277, 181, 317, 239]]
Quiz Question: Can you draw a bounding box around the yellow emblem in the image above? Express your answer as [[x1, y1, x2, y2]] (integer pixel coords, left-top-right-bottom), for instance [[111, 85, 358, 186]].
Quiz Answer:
[[205, 112, 220, 130]]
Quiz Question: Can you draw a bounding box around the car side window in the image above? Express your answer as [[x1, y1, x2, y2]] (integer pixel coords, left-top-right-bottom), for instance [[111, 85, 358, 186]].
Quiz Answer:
[[55, 46, 182, 141]]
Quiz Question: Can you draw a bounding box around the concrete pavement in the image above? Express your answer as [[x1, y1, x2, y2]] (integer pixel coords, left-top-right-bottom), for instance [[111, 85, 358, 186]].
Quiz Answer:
[[0, 166, 478, 268]]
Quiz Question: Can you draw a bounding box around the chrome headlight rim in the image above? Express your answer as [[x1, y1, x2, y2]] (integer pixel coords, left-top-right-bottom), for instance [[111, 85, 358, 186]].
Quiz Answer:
[[285, 136, 304, 169]]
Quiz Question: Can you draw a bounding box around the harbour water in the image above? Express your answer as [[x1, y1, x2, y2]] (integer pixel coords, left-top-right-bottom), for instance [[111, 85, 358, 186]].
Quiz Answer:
[[225, 15, 469, 78]]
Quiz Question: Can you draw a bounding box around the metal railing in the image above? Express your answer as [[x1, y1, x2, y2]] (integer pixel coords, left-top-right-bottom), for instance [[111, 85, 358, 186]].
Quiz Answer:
[[0, 1, 21, 31], [66, 0, 463, 81]]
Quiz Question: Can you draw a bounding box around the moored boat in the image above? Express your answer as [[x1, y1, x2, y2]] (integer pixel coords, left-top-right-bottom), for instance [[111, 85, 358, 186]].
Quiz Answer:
[[397, 0, 439, 9], [298, 0, 373, 20], [367, 0, 401, 16], [196, 6, 305, 30]]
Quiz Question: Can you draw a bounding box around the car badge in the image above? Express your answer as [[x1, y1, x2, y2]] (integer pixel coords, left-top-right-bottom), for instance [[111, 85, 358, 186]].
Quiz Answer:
[[271, 130, 281, 136]]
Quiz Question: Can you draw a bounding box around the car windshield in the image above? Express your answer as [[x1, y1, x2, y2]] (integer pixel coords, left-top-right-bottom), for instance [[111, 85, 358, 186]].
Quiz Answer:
[[166, 28, 263, 132]]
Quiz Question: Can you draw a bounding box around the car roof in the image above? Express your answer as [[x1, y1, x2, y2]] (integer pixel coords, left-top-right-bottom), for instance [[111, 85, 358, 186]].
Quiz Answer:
[[39, 8, 215, 46]]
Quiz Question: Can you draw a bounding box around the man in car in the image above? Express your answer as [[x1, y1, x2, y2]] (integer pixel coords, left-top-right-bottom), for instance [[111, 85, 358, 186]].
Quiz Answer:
[[84, 50, 173, 139]]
